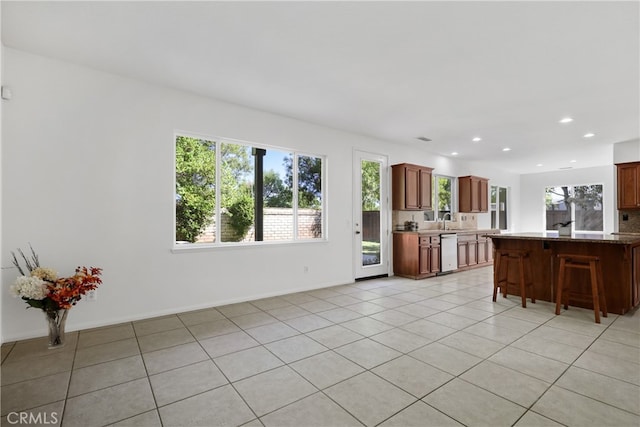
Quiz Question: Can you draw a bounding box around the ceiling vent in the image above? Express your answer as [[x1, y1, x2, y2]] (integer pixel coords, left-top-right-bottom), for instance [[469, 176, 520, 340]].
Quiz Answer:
[[416, 137, 432, 142]]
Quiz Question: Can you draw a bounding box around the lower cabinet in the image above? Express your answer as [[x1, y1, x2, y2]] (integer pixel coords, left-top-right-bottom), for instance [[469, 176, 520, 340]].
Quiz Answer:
[[457, 231, 495, 270], [457, 234, 477, 268], [394, 233, 440, 279], [394, 230, 497, 279], [421, 236, 441, 275], [477, 235, 491, 263]]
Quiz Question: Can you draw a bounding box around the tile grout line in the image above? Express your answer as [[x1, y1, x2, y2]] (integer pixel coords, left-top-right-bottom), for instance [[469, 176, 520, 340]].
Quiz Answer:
[[3, 268, 638, 426]]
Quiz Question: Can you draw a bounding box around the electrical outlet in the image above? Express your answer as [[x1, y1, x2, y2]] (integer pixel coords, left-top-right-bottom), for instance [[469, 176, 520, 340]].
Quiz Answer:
[[303, 266, 309, 273], [86, 289, 97, 301]]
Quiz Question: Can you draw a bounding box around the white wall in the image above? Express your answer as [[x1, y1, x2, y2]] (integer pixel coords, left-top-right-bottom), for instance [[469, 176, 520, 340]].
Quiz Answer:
[[519, 166, 615, 233], [613, 139, 640, 164], [0, 48, 521, 341]]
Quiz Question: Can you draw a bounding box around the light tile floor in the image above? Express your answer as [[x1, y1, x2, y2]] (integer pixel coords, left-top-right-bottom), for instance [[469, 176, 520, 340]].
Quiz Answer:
[[1, 267, 639, 426]]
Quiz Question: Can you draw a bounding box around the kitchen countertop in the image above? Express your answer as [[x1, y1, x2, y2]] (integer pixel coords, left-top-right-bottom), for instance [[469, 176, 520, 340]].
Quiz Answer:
[[393, 228, 499, 235], [487, 232, 640, 245]]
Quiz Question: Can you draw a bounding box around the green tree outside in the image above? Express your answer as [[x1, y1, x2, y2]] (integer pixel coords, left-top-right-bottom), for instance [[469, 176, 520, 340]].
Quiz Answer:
[[264, 169, 292, 208], [438, 178, 451, 212], [361, 160, 380, 211], [175, 136, 216, 242], [284, 155, 322, 208], [175, 137, 256, 243], [176, 139, 323, 242]]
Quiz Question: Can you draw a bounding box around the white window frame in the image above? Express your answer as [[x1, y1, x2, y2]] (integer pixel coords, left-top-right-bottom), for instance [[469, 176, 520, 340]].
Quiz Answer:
[[544, 183, 604, 234], [491, 185, 509, 231], [172, 131, 327, 251]]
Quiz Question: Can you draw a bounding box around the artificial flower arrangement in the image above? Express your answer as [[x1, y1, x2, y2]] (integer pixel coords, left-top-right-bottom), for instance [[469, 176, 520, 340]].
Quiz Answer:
[[10, 245, 103, 348]]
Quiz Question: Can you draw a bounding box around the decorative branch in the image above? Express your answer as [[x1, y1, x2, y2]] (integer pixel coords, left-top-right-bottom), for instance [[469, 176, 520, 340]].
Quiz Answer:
[[11, 244, 41, 275], [11, 251, 25, 276]]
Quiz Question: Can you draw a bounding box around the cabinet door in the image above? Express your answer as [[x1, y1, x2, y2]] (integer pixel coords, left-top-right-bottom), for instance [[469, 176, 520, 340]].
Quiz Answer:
[[457, 242, 468, 268], [468, 241, 478, 265], [458, 177, 471, 212], [471, 178, 481, 212], [477, 238, 488, 263], [479, 179, 488, 212], [430, 244, 441, 273], [419, 245, 431, 274], [404, 165, 421, 209], [617, 163, 640, 209], [420, 169, 432, 209]]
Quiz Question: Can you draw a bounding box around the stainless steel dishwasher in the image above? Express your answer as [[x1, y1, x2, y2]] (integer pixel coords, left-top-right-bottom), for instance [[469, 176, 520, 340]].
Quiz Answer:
[[440, 233, 458, 273]]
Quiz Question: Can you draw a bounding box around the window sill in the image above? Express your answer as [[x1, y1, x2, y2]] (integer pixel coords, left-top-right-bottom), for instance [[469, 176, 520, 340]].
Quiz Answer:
[[171, 238, 328, 253]]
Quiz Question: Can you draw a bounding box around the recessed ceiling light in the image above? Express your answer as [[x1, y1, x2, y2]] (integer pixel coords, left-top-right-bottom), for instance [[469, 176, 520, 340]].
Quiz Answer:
[[559, 117, 573, 124], [570, 160, 577, 163], [472, 137, 482, 142], [451, 152, 459, 156], [583, 133, 595, 138], [536, 164, 543, 167], [502, 147, 511, 152]]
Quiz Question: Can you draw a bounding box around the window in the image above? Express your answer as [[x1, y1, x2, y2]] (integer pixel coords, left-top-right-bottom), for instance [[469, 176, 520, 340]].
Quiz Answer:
[[433, 175, 455, 219], [175, 134, 324, 246], [491, 186, 508, 230], [545, 184, 603, 233]]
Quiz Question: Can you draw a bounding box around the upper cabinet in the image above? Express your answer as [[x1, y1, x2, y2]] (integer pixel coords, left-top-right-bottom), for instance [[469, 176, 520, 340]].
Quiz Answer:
[[617, 162, 640, 209], [392, 163, 433, 210], [459, 175, 489, 213]]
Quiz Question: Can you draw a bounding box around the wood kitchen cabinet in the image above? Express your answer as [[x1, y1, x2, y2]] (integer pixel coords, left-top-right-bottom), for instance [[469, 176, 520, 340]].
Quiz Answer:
[[477, 235, 488, 264], [458, 175, 489, 213], [457, 231, 498, 270], [425, 235, 441, 275], [457, 233, 477, 268], [616, 162, 640, 209], [394, 233, 440, 279], [477, 233, 496, 264], [392, 163, 433, 210], [395, 230, 497, 279]]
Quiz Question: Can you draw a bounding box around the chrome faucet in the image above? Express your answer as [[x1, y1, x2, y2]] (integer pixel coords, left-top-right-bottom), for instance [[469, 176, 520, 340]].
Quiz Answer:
[[441, 213, 452, 230]]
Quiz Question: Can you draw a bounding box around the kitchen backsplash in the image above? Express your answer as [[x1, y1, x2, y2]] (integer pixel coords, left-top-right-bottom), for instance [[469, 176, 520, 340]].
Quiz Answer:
[[619, 210, 640, 233], [392, 210, 478, 231]]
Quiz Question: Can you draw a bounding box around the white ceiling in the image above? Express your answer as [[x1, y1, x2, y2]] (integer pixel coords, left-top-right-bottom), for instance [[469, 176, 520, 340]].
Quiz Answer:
[[2, 1, 639, 174]]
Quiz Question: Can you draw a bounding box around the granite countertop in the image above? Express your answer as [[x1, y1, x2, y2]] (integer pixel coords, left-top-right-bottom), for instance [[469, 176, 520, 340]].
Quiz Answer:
[[487, 232, 640, 244], [394, 228, 499, 235]]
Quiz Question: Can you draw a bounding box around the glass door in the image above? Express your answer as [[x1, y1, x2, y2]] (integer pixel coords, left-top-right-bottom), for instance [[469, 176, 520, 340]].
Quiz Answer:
[[353, 150, 389, 279]]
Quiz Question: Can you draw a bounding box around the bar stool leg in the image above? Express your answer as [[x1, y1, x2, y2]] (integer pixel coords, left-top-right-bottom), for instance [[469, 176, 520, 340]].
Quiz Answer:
[[493, 252, 501, 302], [555, 257, 566, 315], [563, 267, 572, 310], [597, 259, 608, 318]]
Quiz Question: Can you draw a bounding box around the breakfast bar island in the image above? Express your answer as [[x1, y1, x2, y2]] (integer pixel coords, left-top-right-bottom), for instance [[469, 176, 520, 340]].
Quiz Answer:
[[488, 233, 640, 315]]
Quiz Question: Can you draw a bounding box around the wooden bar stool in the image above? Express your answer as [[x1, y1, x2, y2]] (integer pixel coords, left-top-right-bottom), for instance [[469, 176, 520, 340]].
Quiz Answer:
[[493, 249, 535, 308], [556, 254, 607, 323]]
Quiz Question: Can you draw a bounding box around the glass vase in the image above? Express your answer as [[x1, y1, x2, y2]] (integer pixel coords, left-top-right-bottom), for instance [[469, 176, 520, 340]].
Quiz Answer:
[[45, 309, 68, 349]]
